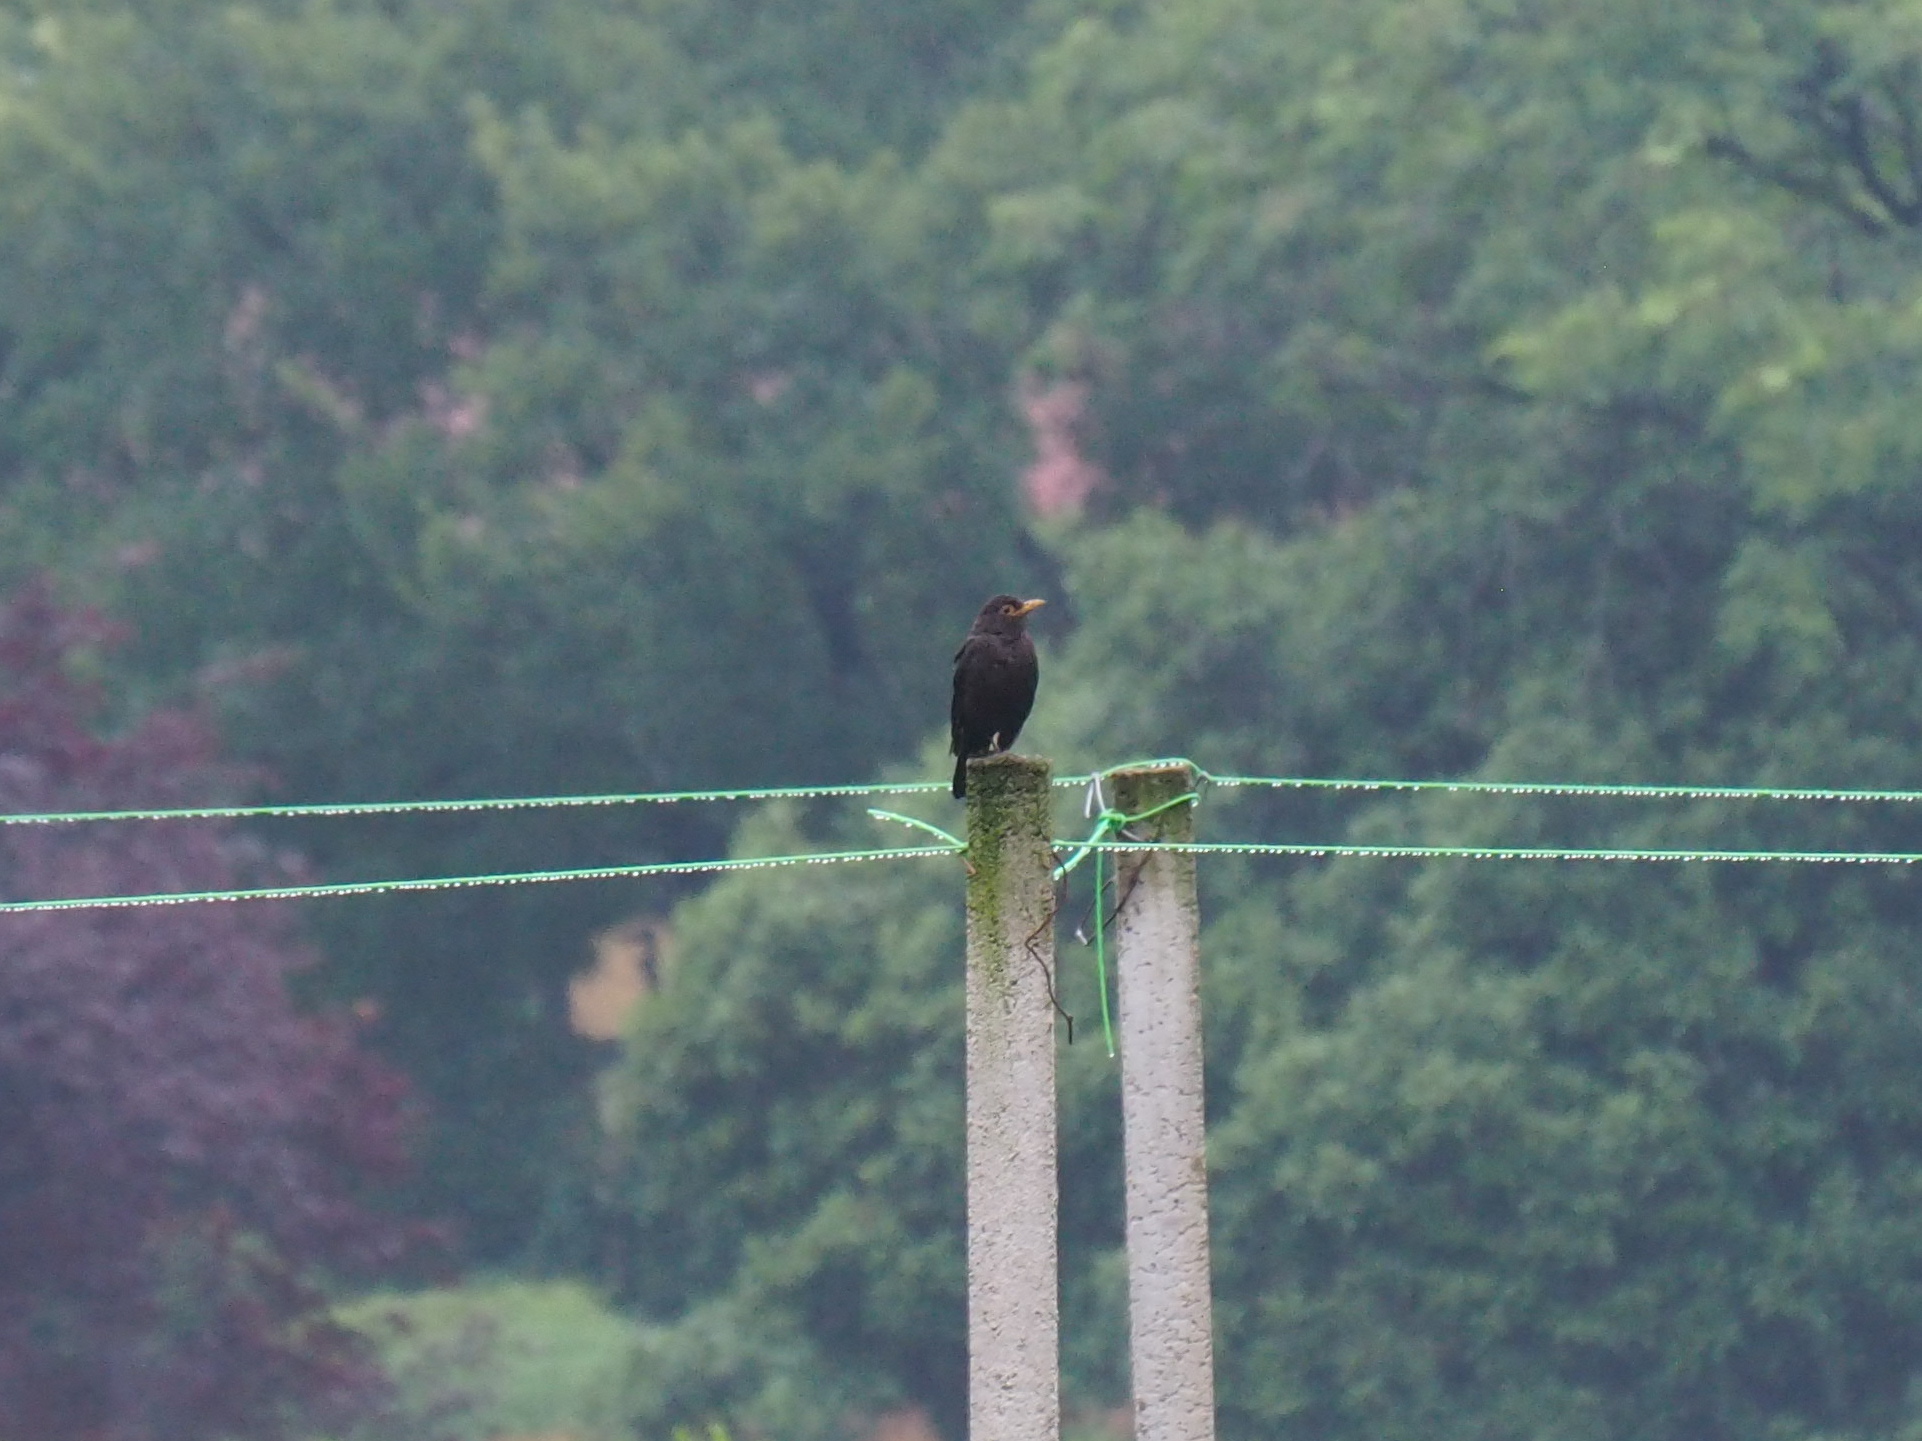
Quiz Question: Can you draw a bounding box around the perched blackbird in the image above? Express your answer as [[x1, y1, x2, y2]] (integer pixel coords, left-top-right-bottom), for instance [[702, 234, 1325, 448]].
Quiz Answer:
[[950, 594, 1045, 798]]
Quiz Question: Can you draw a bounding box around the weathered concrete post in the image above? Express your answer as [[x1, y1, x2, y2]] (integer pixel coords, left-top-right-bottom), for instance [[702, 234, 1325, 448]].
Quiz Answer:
[[964, 752, 1058, 1441], [1109, 763, 1214, 1441]]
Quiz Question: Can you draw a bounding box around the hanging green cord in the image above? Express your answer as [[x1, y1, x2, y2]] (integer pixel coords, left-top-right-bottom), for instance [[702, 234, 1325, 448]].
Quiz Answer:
[[1054, 773, 1203, 1058], [1092, 843, 1115, 1057], [1097, 791, 1197, 1058]]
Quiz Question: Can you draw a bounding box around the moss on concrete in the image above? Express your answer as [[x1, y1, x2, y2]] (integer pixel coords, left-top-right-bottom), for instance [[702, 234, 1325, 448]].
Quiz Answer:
[[964, 753, 1052, 996]]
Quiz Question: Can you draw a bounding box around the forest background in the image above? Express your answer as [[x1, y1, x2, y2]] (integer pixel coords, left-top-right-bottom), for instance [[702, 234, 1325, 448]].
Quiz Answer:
[[7, 0, 1922, 1436]]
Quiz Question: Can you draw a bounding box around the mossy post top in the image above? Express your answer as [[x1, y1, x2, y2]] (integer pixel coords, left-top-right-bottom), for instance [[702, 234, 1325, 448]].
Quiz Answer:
[[963, 753, 1052, 830], [964, 751, 1053, 980]]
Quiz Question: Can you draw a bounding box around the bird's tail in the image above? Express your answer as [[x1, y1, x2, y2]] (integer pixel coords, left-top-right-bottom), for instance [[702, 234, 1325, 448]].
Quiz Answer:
[[952, 753, 968, 799]]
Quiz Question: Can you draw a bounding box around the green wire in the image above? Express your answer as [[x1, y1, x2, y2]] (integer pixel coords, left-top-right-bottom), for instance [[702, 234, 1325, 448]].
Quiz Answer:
[[1065, 759, 1922, 806], [11, 754, 1922, 914], [1205, 772, 1922, 804], [866, 809, 966, 849], [0, 845, 960, 913], [4, 835, 1918, 914], [1092, 845, 1114, 1057], [0, 780, 957, 828], [9, 757, 1922, 829], [1077, 839, 1922, 864]]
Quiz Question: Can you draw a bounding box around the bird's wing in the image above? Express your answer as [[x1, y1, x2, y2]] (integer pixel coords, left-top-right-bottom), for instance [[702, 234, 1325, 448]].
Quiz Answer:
[[950, 639, 974, 748], [951, 636, 1004, 746]]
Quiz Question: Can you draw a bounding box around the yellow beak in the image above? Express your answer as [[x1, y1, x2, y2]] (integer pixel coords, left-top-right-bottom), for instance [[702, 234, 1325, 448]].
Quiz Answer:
[[1012, 598, 1047, 617]]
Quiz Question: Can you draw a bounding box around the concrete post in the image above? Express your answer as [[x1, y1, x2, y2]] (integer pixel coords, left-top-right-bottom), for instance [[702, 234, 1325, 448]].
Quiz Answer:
[[1110, 763, 1214, 1441], [964, 753, 1059, 1441]]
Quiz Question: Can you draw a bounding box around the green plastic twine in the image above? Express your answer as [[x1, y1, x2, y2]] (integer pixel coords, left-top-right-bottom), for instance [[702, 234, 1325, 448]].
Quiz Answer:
[[1055, 774, 1203, 1057], [1092, 843, 1115, 1056], [17, 755, 1922, 831], [21, 756, 1922, 914], [0, 844, 961, 913], [1074, 782, 1129, 1058], [866, 809, 966, 850]]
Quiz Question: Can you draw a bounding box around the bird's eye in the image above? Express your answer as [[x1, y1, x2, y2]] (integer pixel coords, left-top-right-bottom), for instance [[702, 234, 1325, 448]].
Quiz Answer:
[[1001, 604, 1017, 615]]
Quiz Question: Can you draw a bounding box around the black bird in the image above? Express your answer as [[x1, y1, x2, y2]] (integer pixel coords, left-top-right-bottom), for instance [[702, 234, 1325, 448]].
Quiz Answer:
[[950, 594, 1045, 798]]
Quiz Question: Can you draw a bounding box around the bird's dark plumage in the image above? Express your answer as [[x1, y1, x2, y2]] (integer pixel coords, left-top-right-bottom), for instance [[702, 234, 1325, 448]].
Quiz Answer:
[[950, 594, 1045, 798]]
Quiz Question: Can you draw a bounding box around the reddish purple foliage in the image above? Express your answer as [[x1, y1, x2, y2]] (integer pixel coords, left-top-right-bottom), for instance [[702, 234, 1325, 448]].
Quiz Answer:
[[0, 584, 422, 1441]]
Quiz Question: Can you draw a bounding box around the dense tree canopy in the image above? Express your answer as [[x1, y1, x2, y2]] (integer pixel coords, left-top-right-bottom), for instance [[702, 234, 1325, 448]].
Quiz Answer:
[[0, 0, 1045, 1245], [11, 0, 1922, 1434], [592, 0, 1922, 1435]]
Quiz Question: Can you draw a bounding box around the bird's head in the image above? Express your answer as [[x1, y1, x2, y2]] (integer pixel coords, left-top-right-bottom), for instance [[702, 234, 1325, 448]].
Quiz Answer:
[[978, 594, 1046, 629]]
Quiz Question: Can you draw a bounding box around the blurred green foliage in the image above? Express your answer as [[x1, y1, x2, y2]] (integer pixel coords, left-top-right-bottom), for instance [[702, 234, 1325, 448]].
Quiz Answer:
[[334, 1279, 645, 1440], [0, 0, 1042, 1249], [13, 0, 1922, 1434]]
